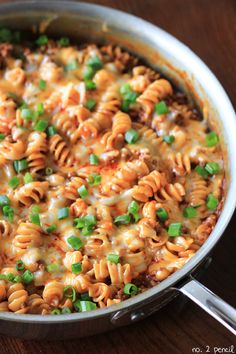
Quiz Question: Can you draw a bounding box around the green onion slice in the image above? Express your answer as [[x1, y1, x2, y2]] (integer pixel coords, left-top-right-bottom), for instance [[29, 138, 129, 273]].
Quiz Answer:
[[86, 99, 96, 111], [183, 207, 197, 219], [47, 263, 60, 273], [24, 172, 33, 184], [58, 207, 69, 220], [89, 154, 99, 165], [64, 286, 77, 302], [107, 254, 120, 264], [125, 129, 139, 144], [124, 283, 139, 296], [206, 132, 219, 147], [0, 195, 10, 206], [67, 236, 83, 250], [16, 260, 25, 271], [168, 223, 182, 237], [155, 101, 169, 115], [206, 194, 218, 211], [73, 300, 97, 312], [88, 173, 101, 186], [77, 185, 88, 199], [156, 208, 169, 222], [163, 135, 175, 145], [38, 79, 46, 90], [22, 270, 34, 284], [205, 162, 220, 175], [8, 176, 19, 189], [34, 119, 48, 132], [114, 214, 131, 225], [71, 262, 82, 274], [46, 224, 57, 233]]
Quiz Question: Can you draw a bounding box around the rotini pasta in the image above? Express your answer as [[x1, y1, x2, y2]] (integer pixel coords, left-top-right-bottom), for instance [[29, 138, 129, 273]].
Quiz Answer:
[[0, 31, 224, 315]]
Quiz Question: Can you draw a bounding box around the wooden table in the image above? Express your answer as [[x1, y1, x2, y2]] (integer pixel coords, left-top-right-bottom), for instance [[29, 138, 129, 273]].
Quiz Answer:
[[0, 0, 236, 353]]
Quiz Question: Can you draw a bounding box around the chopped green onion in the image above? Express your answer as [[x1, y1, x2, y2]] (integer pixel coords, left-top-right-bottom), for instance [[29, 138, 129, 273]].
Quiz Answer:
[[64, 286, 77, 302], [123, 91, 138, 103], [61, 307, 71, 314], [163, 135, 175, 145], [65, 59, 78, 72], [88, 173, 101, 186], [168, 223, 182, 237], [81, 225, 94, 236], [14, 159, 28, 173], [114, 214, 131, 225], [156, 208, 169, 222], [46, 125, 57, 136], [183, 207, 197, 219], [45, 167, 53, 175], [36, 35, 48, 46], [21, 108, 36, 121], [86, 98, 96, 111], [8, 176, 19, 189], [120, 83, 132, 95], [3, 205, 14, 222], [38, 79, 46, 90], [34, 119, 48, 132], [16, 260, 25, 271], [121, 100, 131, 112], [51, 309, 61, 315], [0, 133, 5, 140], [74, 300, 97, 312], [58, 207, 69, 220], [89, 154, 99, 165], [206, 194, 218, 211], [31, 205, 40, 214], [36, 102, 44, 116], [71, 262, 82, 274], [67, 236, 83, 250], [155, 101, 169, 115], [206, 132, 219, 147], [14, 275, 22, 283], [18, 101, 28, 110], [77, 185, 88, 199], [84, 215, 97, 226], [125, 129, 139, 144], [87, 55, 103, 70], [0, 195, 10, 206], [83, 66, 95, 80], [30, 213, 41, 226], [58, 37, 70, 47], [85, 80, 96, 90], [24, 172, 33, 184], [6, 273, 15, 282], [74, 215, 97, 230], [128, 201, 140, 222], [107, 254, 120, 264], [80, 292, 91, 301], [124, 283, 139, 296], [0, 275, 6, 280], [47, 263, 60, 273], [46, 224, 57, 233], [22, 270, 34, 284], [205, 162, 220, 175], [195, 165, 209, 179]]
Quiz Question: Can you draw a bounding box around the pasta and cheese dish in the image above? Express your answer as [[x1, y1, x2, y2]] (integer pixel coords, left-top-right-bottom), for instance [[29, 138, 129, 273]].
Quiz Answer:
[[0, 29, 224, 315]]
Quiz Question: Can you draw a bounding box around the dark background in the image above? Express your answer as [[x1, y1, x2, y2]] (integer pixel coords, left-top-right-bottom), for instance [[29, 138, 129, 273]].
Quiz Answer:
[[0, 0, 236, 353]]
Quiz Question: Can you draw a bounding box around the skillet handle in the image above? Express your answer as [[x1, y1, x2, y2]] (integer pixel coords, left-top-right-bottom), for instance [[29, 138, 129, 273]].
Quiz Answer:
[[178, 277, 236, 335]]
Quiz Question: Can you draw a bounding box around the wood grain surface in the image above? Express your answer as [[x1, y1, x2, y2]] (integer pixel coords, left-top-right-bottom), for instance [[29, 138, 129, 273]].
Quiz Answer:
[[0, 0, 236, 353]]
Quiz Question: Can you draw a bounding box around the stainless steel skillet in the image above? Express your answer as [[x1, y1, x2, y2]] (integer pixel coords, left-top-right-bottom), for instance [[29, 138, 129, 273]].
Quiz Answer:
[[0, 0, 235, 340]]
